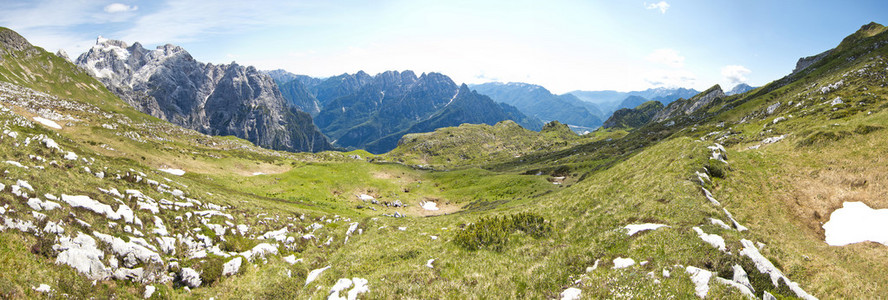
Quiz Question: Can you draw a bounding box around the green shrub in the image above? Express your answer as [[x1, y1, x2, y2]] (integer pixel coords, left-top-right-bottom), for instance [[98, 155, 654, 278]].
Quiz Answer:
[[453, 213, 552, 251], [192, 256, 226, 286], [705, 162, 729, 179], [796, 130, 851, 147], [853, 124, 883, 135], [220, 234, 258, 253]]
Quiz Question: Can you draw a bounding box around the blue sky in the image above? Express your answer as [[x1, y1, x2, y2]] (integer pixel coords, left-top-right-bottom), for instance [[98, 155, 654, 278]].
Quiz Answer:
[[0, 0, 885, 93]]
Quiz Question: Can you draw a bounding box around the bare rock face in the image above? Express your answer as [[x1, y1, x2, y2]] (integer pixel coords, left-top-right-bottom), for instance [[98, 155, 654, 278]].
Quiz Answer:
[[791, 49, 832, 76], [652, 85, 724, 123], [74, 37, 332, 153]]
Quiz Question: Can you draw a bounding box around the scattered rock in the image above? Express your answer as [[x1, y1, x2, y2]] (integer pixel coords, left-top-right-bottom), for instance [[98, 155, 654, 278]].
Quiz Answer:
[[624, 223, 668, 236], [53, 233, 111, 280], [732, 264, 755, 293], [560, 287, 582, 300], [222, 257, 242, 276], [831, 97, 844, 106], [685, 266, 712, 298], [33, 284, 51, 293], [766, 102, 781, 114], [144, 285, 156, 299], [179, 268, 201, 288], [113, 267, 144, 281], [305, 266, 331, 286], [612, 257, 635, 269], [692, 227, 726, 252], [283, 255, 302, 265]]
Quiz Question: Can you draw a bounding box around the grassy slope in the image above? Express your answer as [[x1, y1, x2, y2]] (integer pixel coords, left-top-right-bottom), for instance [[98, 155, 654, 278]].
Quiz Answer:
[[0, 24, 886, 299]]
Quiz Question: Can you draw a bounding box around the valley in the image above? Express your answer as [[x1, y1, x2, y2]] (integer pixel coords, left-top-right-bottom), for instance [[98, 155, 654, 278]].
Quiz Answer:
[[0, 10, 887, 300]]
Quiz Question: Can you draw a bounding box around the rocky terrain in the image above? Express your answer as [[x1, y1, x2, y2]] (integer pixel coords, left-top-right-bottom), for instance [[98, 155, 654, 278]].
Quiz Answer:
[[0, 22, 887, 299]]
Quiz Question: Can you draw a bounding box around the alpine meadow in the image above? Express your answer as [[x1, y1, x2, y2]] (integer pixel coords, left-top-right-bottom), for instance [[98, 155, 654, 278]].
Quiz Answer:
[[0, 1, 887, 299]]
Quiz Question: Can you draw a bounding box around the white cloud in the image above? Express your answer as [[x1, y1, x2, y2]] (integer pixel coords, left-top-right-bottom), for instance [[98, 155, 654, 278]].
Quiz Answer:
[[645, 1, 670, 14], [104, 3, 138, 13], [721, 65, 751, 85], [644, 69, 697, 88], [646, 48, 684, 68]]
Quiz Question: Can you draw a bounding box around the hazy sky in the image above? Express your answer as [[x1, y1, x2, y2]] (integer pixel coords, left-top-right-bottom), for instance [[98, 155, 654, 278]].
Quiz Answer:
[[1, 0, 885, 93]]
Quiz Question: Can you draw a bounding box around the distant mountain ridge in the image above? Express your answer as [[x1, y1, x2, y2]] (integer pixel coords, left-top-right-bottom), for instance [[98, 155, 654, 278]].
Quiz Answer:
[[726, 83, 756, 95], [569, 87, 699, 115], [268, 70, 542, 153], [74, 37, 333, 152], [469, 82, 603, 129]]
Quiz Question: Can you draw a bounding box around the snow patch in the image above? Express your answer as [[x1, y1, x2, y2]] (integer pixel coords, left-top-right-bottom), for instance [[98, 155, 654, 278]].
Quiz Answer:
[[158, 168, 185, 176], [420, 201, 439, 211], [822, 201, 888, 246], [33, 117, 62, 129]]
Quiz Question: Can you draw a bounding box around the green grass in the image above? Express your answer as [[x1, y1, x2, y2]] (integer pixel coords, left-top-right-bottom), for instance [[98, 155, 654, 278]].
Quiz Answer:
[[1, 24, 888, 299]]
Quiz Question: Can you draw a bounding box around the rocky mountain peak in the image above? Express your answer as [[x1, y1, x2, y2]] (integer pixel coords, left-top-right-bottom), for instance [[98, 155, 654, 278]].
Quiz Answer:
[[0, 27, 32, 52], [651, 84, 723, 122], [55, 49, 70, 61], [727, 83, 756, 95], [75, 38, 332, 152], [96, 36, 128, 49]]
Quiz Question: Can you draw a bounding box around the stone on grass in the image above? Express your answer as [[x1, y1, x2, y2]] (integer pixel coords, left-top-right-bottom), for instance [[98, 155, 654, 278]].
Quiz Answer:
[[222, 257, 242, 276], [305, 266, 331, 286], [144, 285, 156, 299], [624, 223, 668, 236], [685, 266, 712, 298], [53, 233, 111, 280], [560, 287, 582, 300], [612, 257, 635, 269], [180, 268, 201, 288]]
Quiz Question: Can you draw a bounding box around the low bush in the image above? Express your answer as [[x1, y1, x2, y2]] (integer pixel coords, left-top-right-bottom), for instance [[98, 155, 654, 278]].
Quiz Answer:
[[453, 213, 552, 251]]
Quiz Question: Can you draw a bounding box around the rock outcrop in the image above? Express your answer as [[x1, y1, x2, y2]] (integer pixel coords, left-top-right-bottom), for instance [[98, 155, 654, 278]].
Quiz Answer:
[[791, 50, 832, 76], [652, 85, 724, 123], [75, 37, 332, 153], [602, 100, 664, 129]]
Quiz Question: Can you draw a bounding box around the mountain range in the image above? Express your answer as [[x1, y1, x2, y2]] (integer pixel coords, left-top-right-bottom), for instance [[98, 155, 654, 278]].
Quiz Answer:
[[469, 82, 603, 128], [1, 21, 887, 299], [73, 37, 333, 153], [271, 70, 542, 153], [569, 87, 699, 116]]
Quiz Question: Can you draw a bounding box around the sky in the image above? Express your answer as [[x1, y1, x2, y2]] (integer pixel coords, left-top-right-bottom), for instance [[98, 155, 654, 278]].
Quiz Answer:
[[0, 0, 885, 93]]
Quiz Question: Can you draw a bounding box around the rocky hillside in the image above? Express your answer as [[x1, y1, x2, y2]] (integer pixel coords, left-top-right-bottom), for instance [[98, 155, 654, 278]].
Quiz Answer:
[[2, 23, 888, 299], [602, 100, 664, 129], [74, 37, 332, 153], [651, 85, 725, 123]]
